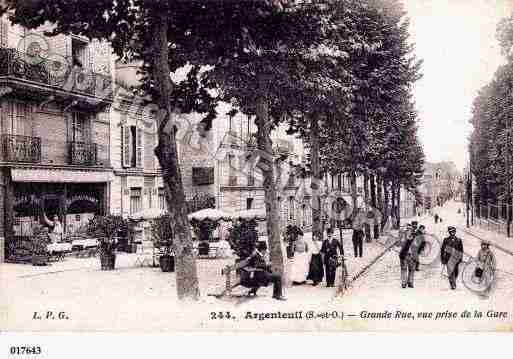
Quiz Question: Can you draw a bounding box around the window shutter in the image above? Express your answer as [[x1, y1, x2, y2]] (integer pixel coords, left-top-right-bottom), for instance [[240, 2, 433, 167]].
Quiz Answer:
[[136, 127, 143, 168], [122, 125, 130, 168]]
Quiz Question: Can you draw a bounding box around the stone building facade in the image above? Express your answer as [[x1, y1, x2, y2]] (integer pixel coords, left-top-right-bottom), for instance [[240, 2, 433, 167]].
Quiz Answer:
[[0, 16, 114, 262]]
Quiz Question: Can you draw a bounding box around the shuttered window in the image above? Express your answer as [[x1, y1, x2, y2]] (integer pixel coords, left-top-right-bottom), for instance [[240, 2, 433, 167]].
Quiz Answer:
[[8, 101, 31, 136], [129, 188, 142, 214], [136, 127, 143, 168], [121, 125, 143, 168], [158, 187, 167, 210], [122, 125, 131, 168]]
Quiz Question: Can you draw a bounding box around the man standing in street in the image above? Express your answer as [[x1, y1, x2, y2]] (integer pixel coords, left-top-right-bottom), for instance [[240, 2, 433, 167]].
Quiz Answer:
[[352, 210, 365, 258], [441, 226, 464, 290], [415, 225, 427, 271], [399, 222, 422, 288], [321, 228, 344, 287]]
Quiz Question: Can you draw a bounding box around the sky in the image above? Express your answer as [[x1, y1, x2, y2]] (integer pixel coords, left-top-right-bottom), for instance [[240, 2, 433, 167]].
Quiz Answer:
[[403, 0, 513, 171]]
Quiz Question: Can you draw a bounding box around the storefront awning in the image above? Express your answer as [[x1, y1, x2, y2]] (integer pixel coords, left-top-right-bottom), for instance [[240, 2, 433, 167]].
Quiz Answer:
[[12, 168, 114, 183]]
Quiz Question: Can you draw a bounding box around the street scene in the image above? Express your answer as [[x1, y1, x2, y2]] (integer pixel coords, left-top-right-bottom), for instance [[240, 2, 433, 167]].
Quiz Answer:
[[1, 0, 513, 333]]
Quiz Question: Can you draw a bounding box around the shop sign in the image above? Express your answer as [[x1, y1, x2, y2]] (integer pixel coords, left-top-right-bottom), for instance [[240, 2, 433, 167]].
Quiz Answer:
[[66, 195, 99, 209]]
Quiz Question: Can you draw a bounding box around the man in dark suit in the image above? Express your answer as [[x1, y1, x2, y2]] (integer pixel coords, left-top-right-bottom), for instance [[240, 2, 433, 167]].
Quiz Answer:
[[321, 227, 344, 287], [441, 226, 464, 290], [399, 222, 422, 288], [243, 241, 286, 300]]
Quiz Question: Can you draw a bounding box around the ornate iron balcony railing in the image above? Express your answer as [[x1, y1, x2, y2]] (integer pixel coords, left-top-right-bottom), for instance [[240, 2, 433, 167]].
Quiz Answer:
[[0, 48, 112, 99], [69, 141, 98, 166], [1, 134, 41, 163]]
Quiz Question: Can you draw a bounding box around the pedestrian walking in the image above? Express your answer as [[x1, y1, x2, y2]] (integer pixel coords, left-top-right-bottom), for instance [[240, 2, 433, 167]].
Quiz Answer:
[[441, 226, 464, 290], [290, 234, 310, 285], [474, 240, 496, 296], [434, 213, 439, 224], [399, 222, 423, 288], [320, 228, 343, 287], [415, 224, 427, 271], [352, 211, 365, 258], [307, 234, 324, 286]]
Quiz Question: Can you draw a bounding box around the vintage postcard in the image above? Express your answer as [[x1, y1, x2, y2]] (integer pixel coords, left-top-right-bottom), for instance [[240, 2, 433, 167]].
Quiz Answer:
[[1, 0, 513, 335]]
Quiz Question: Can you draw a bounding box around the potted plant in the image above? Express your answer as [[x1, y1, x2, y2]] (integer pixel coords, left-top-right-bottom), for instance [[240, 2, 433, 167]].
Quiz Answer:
[[190, 218, 219, 256], [150, 214, 174, 272], [284, 224, 303, 259], [227, 219, 258, 261], [31, 226, 50, 266], [87, 215, 128, 271]]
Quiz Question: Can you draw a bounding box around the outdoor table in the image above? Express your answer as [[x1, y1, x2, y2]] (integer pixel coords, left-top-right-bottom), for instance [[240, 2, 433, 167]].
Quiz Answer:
[[71, 238, 99, 250], [46, 242, 72, 261]]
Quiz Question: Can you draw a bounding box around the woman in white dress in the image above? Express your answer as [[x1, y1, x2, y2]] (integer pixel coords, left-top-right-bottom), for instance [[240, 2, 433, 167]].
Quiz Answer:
[[43, 213, 63, 244], [290, 234, 311, 285]]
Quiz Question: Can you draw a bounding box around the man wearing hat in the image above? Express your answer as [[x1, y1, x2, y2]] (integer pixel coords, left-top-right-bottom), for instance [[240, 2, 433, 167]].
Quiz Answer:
[[321, 227, 344, 287], [441, 226, 464, 290], [398, 221, 422, 288], [242, 241, 286, 300]]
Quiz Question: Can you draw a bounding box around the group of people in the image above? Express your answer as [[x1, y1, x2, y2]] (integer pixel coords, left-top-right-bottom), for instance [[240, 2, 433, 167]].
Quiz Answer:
[[399, 222, 496, 291], [288, 227, 346, 288], [234, 216, 498, 300]]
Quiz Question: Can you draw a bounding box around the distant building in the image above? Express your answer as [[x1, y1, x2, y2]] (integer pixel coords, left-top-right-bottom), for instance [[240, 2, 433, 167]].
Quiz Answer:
[[419, 161, 461, 211]]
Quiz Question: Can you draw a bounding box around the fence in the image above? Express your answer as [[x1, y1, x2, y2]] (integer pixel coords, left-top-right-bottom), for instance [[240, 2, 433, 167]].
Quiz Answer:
[[473, 202, 512, 236]]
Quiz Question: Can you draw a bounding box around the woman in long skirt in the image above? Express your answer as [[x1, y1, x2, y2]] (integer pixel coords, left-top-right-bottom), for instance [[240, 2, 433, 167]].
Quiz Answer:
[[290, 234, 311, 285], [307, 235, 324, 286]]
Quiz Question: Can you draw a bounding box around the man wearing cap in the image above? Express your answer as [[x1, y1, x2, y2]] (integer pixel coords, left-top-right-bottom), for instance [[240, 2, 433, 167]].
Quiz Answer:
[[398, 221, 422, 288], [441, 226, 464, 290]]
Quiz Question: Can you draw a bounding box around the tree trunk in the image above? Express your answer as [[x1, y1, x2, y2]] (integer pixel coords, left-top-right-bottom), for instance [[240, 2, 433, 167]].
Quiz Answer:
[[255, 76, 284, 276], [390, 180, 397, 228], [151, 13, 200, 300], [310, 116, 323, 241], [363, 172, 371, 242], [370, 174, 379, 238], [376, 174, 383, 226], [397, 182, 402, 227], [350, 169, 358, 218], [384, 178, 390, 229]]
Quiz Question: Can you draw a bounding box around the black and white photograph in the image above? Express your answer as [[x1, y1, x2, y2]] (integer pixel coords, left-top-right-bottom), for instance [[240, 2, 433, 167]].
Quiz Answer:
[[0, 0, 512, 337]]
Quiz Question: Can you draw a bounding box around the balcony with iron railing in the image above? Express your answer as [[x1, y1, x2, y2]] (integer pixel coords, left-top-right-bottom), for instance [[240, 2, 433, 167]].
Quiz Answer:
[[0, 48, 112, 101], [68, 141, 98, 166], [1, 134, 41, 163], [1, 135, 105, 167]]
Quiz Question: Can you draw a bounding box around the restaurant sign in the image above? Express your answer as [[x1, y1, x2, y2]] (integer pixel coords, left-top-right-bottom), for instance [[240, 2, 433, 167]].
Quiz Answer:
[[66, 195, 99, 209]]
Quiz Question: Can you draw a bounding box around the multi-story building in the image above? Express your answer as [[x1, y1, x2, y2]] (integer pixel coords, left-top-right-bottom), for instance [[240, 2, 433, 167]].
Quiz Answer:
[[0, 17, 114, 262], [214, 107, 305, 231], [113, 62, 218, 222], [420, 161, 460, 211]]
